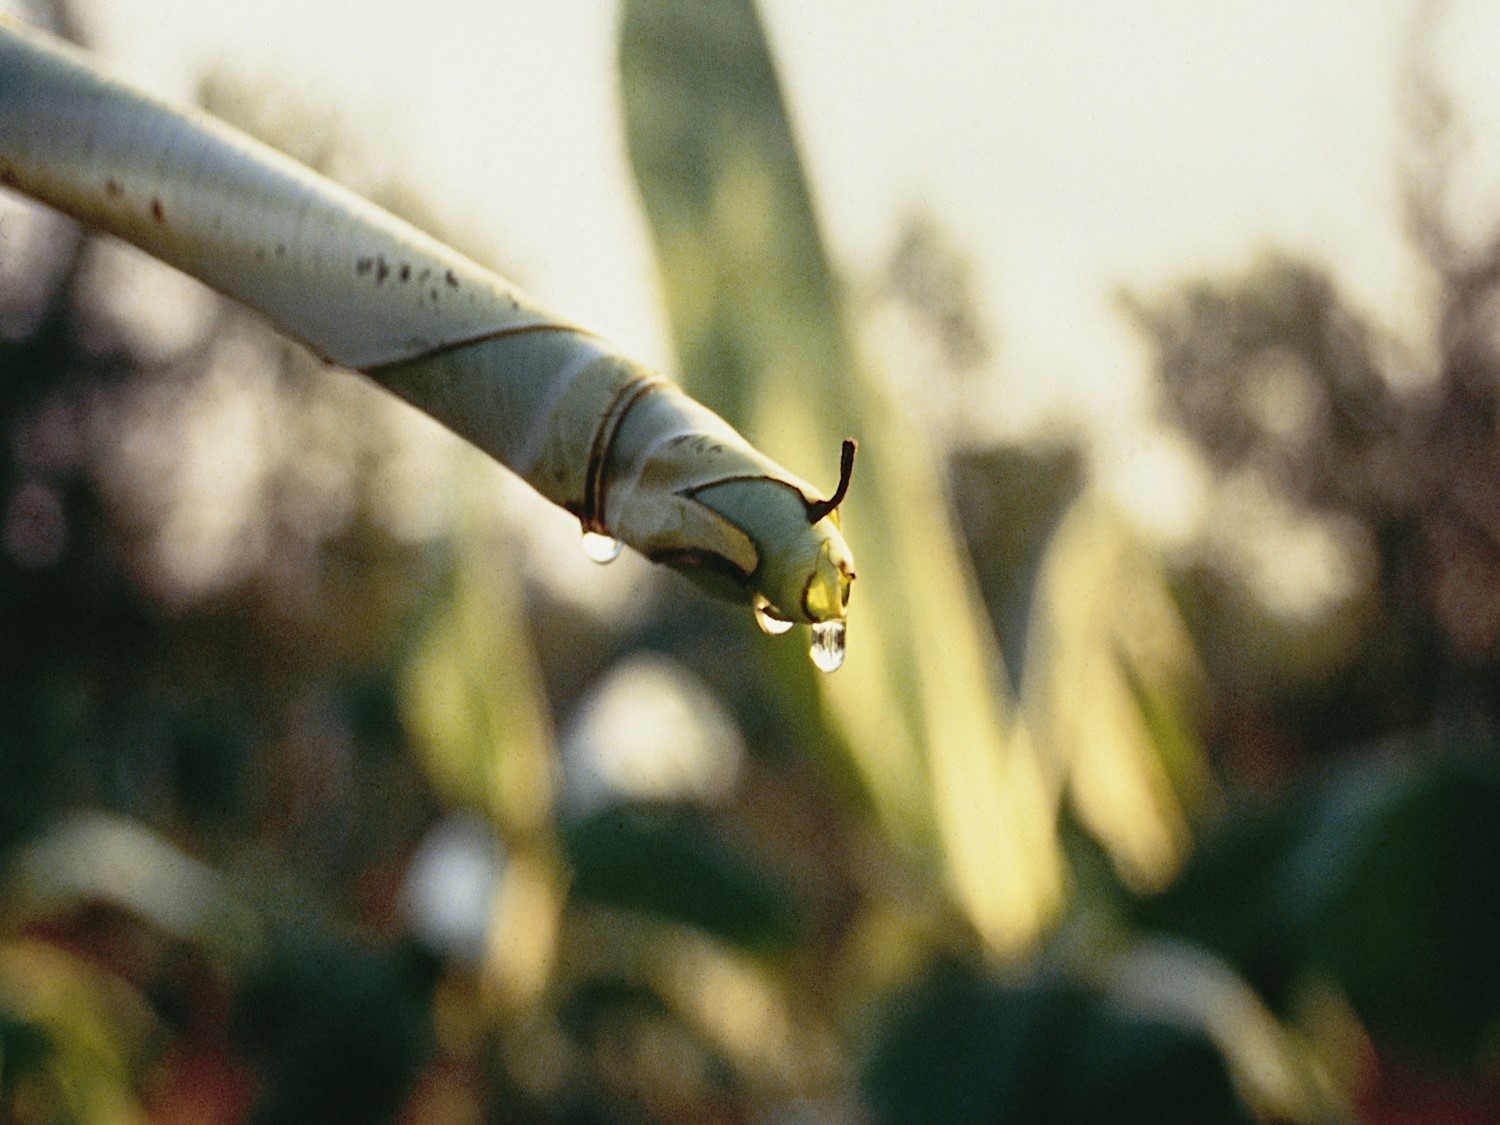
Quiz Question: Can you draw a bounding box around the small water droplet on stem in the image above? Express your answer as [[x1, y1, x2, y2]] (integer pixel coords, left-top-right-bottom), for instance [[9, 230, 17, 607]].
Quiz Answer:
[[581, 531, 623, 564], [809, 620, 847, 672], [753, 595, 794, 635]]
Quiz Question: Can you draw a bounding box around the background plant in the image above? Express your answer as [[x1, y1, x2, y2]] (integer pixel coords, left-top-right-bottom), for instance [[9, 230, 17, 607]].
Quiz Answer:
[[2, 0, 1498, 1122]]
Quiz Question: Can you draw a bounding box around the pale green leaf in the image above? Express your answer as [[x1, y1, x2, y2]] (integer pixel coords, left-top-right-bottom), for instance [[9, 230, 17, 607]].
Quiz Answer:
[[620, 0, 1063, 952]]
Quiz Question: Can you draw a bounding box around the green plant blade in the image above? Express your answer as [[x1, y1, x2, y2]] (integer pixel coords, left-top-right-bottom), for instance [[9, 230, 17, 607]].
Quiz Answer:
[[620, 0, 1062, 952], [1021, 495, 1208, 892], [399, 469, 556, 843]]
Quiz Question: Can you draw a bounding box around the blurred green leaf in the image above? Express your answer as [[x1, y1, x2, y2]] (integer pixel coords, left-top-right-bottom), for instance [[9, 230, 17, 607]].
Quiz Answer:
[[234, 929, 439, 1125], [0, 1016, 54, 1098], [948, 443, 1086, 689], [558, 976, 675, 1048], [0, 940, 154, 1125], [563, 803, 802, 956], [1021, 497, 1208, 892], [620, 0, 1061, 955], [4, 811, 264, 969], [399, 467, 555, 841], [1285, 743, 1500, 1065], [861, 960, 1255, 1125], [1141, 740, 1500, 1067], [1132, 795, 1311, 1013]]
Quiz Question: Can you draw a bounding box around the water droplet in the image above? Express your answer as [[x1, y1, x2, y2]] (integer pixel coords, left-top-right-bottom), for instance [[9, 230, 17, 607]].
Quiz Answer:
[[809, 620, 847, 672], [753, 595, 794, 635], [581, 531, 623, 564]]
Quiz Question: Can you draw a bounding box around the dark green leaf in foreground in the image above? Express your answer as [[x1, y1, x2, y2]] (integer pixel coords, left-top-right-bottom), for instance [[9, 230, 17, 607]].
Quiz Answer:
[[861, 961, 1252, 1125], [1286, 745, 1500, 1064], [1139, 740, 1500, 1066], [563, 803, 802, 955]]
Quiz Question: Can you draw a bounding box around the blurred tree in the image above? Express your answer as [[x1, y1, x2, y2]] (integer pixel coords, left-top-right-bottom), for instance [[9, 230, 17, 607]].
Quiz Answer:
[[1120, 4, 1500, 1110], [1127, 4, 1500, 770], [1125, 256, 1452, 767]]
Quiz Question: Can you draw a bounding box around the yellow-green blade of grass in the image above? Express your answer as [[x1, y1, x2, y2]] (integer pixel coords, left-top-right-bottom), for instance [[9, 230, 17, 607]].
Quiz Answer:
[[619, 0, 1062, 953], [1021, 494, 1210, 892], [401, 476, 555, 841], [399, 459, 562, 998]]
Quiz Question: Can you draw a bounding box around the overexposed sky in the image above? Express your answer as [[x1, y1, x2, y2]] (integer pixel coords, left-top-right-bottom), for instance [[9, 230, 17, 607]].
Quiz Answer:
[[12, 0, 1500, 537]]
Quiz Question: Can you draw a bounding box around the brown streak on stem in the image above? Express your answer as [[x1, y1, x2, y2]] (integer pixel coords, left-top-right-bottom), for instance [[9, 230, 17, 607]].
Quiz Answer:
[[584, 375, 664, 530], [364, 322, 606, 371]]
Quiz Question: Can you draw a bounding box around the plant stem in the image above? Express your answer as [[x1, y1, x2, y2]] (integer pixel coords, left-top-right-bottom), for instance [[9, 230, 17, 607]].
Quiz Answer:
[[0, 18, 853, 624]]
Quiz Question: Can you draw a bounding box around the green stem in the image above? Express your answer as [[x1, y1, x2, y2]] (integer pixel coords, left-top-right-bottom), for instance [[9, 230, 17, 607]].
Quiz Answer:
[[0, 17, 853, 625]]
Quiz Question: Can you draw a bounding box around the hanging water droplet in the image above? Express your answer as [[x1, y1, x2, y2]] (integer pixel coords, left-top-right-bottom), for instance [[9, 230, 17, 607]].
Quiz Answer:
[[809, 620, 847, 672], [753, 595, 794, 636], [581, 530, 623, 564]]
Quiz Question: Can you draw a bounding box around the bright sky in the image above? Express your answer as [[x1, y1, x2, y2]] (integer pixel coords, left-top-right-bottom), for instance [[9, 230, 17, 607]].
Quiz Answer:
[[12, 0, 1498, 544]]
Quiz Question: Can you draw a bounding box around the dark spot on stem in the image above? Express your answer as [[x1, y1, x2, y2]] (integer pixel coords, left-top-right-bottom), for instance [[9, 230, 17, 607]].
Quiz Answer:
[[444, 269, 459, 288], [376, 256, 390, 284], [275, 243, 286, 257], [105, 178, 122, 197], [356, 257, 373, 275], [429, 288, 440, 302], [399, 263, 411, 282], [150, 197, 165, 223]]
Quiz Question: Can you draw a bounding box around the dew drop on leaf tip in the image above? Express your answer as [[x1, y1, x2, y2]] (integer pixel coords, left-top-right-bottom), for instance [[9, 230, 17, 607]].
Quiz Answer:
[[753, 595, 795, 636], [809, 620, 847, 673], [581, 531, 623, 564]]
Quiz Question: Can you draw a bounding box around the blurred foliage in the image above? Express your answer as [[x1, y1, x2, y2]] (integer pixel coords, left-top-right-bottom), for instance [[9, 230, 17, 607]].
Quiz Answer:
[[3, 0, 1500, 1122], [620, 0, 1066, 959], [863, 960, 1254, 1125], [1134, 742, 1500, 1063], [562, 803, 803, 957]]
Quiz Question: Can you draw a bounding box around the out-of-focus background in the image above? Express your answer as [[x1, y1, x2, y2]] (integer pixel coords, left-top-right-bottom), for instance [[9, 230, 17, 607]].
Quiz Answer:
[[4, 0, 1500, 1120]]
